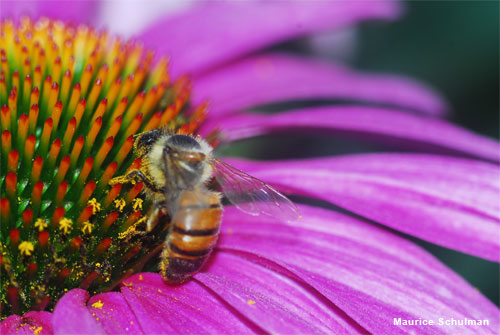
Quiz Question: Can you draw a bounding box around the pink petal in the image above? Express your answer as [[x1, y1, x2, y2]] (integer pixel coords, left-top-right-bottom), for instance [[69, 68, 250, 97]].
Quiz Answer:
[[0, 0, 98, 24], [224, 154, 500, 262], [195, 252, 366, 334], [119, 273, 255, 334], [138, 1, 401, 77], [87, 292, 144, 334], [215, 205, 499, 335], [52, 289, 105, 334], [201, 106, 499, 162], [193, 54, 447, 117], [0, 311, 53, 335]]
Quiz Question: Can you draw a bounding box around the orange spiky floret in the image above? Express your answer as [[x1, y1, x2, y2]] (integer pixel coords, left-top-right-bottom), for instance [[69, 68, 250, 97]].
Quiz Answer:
[[0, 17, 214, 317]]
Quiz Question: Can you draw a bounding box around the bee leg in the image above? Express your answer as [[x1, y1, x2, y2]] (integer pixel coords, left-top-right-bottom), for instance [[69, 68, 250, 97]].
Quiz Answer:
[[110, 170, 161, 193], [146, 201, 168, 232], [146, 206, 160, 232]]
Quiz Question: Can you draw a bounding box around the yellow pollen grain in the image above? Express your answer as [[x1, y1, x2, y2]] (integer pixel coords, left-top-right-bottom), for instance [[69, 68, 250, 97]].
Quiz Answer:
[[34, 218, 48, 232], [34, 327, 43, 335], [82, 221, 94, 234], [91, 300, 104, 309], [132, 198, 143, 211], [158, 289, 162, 293], [87, 198, 102, 214], [18, 241, 34, 256], [58, 217, 73, 234], [139, 274, 143, 280], [247, 300, 256, 305], [114, 198, 126, 211]]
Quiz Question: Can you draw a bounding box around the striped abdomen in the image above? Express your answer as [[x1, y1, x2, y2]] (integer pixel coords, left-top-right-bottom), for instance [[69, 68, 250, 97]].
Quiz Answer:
[[160, 188, 222, 283]]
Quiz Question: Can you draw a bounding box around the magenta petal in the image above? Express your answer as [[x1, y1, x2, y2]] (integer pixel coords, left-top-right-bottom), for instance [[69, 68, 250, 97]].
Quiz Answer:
[[119, 273, 255, 334], [224, 154, 500, 261], [87, 292, 144, 334], [216, 205, 499, 335], [52, 289, 105, 334], [139, 1, 400, 77], [0, 311, 53, 335], [1, 0, 97, 24], [193, 54, 447, 117], [196, 252, 366, 334], [201, 106, 499, 162]]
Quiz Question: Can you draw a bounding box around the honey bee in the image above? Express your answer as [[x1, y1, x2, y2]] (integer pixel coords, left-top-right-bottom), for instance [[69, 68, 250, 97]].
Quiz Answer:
[[110, 129, 299, 283]]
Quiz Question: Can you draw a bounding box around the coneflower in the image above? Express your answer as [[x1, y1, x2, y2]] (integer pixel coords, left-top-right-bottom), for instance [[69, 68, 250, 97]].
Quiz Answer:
[[0, 17, 208, 317]]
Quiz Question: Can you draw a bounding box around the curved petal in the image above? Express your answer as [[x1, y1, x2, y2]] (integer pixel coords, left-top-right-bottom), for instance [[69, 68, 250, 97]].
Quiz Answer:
[[0, 0, 98, 24], [195, 252, 367, 334], [223, 154, 500, 262], [138, 1, 401, 77], [52, 289, 105, 334], [193, 54, 447, 117], [201, 106, 499, 162], [118, 273, 256, 334], [87, 292, 144, 335], [0, 311, 53, 335], [213, 205, 499, 335]]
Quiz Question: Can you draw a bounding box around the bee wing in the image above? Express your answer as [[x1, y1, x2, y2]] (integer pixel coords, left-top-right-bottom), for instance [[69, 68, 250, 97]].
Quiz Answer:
[[212, 159, 300, 222]]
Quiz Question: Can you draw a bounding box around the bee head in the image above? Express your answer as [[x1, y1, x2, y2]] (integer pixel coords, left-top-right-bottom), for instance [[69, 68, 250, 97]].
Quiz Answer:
[[162, 135, 209, 189]]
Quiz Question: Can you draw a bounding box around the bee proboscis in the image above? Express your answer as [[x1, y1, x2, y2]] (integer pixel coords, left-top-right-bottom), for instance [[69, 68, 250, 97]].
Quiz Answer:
[[110, 129, 299, 283]]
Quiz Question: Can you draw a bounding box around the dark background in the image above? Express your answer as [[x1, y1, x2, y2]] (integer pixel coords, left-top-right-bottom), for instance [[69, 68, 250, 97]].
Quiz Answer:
[[354, 1, 499, 307], [224, 1, 499, 306]]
